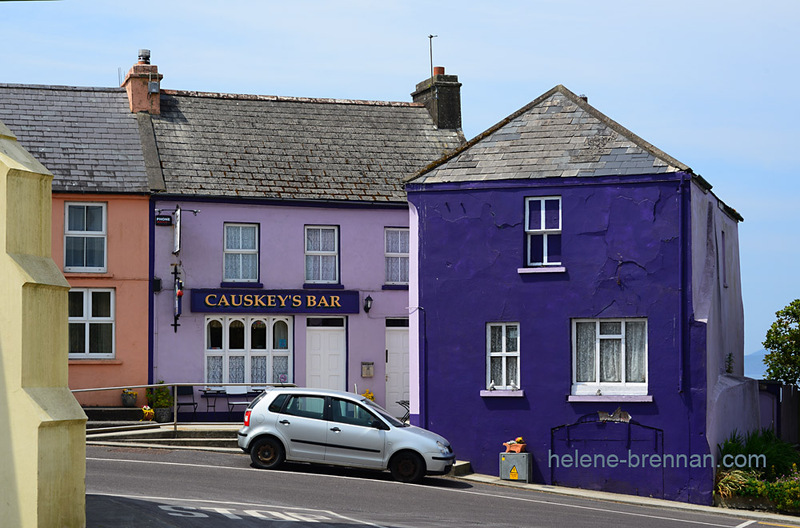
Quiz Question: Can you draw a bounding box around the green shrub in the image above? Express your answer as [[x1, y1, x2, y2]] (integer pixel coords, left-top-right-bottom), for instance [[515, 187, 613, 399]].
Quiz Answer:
[[718, 428, 800, 480], [146, 381, 174, 409], [767, 466, 800, 511]]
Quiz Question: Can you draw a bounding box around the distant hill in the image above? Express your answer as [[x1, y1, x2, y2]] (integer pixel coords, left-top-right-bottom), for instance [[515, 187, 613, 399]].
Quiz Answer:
[[744, 349, 768, 380]]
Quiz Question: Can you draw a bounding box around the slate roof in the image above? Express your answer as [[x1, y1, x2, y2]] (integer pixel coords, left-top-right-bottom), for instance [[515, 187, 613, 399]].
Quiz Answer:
[[407, 84, 690, 184], [151, 90, 464, 202], [0, 84, 150, 193]]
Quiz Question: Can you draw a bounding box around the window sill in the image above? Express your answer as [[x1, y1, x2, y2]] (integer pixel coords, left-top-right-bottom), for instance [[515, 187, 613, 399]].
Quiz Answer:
[[68, 359, 122, 365], [64, 272, 114, 278], [567, 395, 653, 403], [303, 283, 344, 290], [219, 282, 264, 288], [480, 390, 525, 398], [382, 284, 409, 290], [517, 266, 566, 274]]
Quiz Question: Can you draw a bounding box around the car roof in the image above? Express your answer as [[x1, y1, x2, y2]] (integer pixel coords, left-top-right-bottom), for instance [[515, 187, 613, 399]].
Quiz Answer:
[[265, 386, 366, 399]]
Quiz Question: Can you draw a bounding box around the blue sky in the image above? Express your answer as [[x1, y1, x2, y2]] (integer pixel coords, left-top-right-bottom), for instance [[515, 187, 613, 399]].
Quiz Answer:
[[2, 0, 798, 356]]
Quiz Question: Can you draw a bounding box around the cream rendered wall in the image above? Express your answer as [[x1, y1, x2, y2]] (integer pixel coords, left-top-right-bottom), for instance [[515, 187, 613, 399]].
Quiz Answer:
[[1, 121, 86, 527]]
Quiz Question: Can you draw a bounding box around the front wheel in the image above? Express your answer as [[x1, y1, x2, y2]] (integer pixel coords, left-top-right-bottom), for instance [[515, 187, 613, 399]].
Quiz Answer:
[[390, 451, 425, 483], [250, 437, 285, 470]]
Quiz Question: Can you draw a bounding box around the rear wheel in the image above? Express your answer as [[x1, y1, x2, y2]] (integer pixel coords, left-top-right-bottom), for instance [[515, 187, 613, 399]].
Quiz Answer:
[[250, 437, 285, 470], [390, 451, 425, 483]]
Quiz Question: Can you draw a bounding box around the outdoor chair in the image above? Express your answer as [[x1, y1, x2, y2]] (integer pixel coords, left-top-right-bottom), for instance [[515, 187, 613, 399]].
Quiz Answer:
[[175, 386, 198, 420], [225, 385, 250, 415]]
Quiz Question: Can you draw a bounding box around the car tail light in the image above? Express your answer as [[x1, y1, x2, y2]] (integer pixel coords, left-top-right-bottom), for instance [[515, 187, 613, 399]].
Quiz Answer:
[[244, 410, 251, 427]]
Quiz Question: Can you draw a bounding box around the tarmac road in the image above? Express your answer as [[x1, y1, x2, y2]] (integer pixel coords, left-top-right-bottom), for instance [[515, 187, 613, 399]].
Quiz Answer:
[[86, 445, 800, 528]]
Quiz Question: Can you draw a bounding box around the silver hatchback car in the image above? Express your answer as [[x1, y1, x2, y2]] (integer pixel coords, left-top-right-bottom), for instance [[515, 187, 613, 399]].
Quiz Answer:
[[237, 387, 455, 483]]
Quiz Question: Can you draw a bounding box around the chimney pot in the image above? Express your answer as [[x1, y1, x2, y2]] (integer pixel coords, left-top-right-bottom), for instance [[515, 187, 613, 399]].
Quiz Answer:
[[433, 66, 445, 76], [138, 49, 151, 64]]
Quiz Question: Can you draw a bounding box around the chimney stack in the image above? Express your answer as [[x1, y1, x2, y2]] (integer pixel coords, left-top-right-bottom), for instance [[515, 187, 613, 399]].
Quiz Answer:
[[121, 49, 163, 115], [411, 66, 462, 130]]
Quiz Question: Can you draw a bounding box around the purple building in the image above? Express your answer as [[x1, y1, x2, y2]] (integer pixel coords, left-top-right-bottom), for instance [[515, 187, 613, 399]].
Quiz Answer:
[[133, 54, 464, 418], [406, 85, 758, 503]]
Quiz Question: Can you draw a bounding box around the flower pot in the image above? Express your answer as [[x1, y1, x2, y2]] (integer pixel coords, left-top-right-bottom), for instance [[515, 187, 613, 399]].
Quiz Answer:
[[121, 393, 138, 407], [153, 407, 173, 423], [503, 442, 527, 453]]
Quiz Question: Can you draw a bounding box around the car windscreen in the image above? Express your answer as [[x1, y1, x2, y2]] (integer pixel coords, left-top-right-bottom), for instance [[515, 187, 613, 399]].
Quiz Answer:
[[362, 399, 407, 427]]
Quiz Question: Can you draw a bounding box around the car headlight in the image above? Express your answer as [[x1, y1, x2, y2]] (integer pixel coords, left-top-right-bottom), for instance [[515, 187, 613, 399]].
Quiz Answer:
[[436, 441, 451, 455]]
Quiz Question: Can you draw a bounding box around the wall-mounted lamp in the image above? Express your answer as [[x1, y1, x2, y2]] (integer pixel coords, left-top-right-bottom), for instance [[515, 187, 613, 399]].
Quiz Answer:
[[363, 295, 373, 313]]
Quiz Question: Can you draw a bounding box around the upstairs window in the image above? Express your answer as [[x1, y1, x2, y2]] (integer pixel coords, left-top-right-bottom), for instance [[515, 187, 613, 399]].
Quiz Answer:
[[64, 203, 106, 272], [305, 226, 339, 283], [224, 223, 259, 282], [525, 197, 561, 266], [385, 228, 409, 284], [572, 318, 648, 395]]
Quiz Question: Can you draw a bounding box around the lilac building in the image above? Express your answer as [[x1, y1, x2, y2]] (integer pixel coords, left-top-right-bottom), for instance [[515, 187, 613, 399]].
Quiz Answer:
[[406, 85, 758, 503], [137, 56, 464, 418]]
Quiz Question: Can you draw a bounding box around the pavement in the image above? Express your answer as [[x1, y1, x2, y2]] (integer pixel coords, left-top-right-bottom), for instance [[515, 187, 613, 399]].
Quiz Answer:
[[457, 472, 800, 526]]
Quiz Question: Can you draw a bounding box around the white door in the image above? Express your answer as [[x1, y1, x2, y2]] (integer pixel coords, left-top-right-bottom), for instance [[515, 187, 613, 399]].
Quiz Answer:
[[306, 320, 346, 390], [385, 326, 409, 419]]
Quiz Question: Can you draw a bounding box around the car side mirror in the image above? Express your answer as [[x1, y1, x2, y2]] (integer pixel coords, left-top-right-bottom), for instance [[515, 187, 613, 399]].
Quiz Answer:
[[372, 419, 389, 430]]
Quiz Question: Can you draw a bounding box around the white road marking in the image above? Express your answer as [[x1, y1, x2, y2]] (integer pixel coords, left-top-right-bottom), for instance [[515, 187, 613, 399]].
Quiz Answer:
[[88, 456, 749, 527], [91, 491, 387, 527]]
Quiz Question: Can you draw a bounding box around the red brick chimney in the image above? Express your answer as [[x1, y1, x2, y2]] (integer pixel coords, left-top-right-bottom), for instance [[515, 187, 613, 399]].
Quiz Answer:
[[121, 49, 163, 114]]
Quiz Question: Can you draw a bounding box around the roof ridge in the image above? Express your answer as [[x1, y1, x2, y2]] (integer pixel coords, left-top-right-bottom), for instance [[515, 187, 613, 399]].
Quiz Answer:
[[161, 89, 424, 107], [0, 82, 124, 93]]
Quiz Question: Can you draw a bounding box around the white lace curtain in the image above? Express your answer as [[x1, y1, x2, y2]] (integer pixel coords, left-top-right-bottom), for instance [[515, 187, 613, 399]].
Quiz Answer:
[[575, 320, 646, 383]]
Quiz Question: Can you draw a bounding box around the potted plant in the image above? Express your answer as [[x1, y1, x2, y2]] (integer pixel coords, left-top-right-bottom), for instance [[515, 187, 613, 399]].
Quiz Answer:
[[121, 388, 138, 407], [146, 381, 174, 423]]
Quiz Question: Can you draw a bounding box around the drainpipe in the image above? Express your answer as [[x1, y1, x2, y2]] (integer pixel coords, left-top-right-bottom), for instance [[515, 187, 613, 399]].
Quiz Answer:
[[420, 306, 428, 428], [678, 172, 689, 393], [148, 198, 156, 385]]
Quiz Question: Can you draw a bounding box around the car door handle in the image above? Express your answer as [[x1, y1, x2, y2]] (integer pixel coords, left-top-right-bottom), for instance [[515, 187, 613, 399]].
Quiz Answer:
[[279, 419, 291, 425], [330, 427, 341, 433]]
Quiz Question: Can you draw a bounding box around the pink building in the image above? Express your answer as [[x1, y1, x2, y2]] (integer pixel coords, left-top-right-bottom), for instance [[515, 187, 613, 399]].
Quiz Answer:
[[0, 83, 153, 406]]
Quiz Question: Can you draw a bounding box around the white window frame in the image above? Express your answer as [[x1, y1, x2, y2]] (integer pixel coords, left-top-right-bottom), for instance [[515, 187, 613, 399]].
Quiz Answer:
[[524, 196, 561, 266], [64, 202, 107, 273], [486, 322, 520, 390], [384, 227, 410, 285], [204, 316, 293, 386], [223, 223, 259, 282], [304, 225, 339, 284], [571, 318, 648, 396], [68, 288, 115, 358]]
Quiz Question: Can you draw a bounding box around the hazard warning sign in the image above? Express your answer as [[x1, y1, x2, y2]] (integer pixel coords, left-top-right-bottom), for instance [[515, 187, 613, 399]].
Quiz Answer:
[[509, 466, 519, 480]]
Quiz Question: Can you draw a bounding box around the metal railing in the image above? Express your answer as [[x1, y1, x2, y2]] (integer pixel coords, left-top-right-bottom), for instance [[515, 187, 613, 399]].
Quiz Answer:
[[72, 382, 296, 433]]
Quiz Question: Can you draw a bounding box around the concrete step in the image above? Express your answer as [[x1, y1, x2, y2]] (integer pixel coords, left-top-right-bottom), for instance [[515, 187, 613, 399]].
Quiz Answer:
[[86, 423, 241, 451], [97, 437, 239, 448], [450, 460, 473, 476], [83, 407, 244, 423], [87, 426, 237, 440], [83, 407, 145, 421]]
